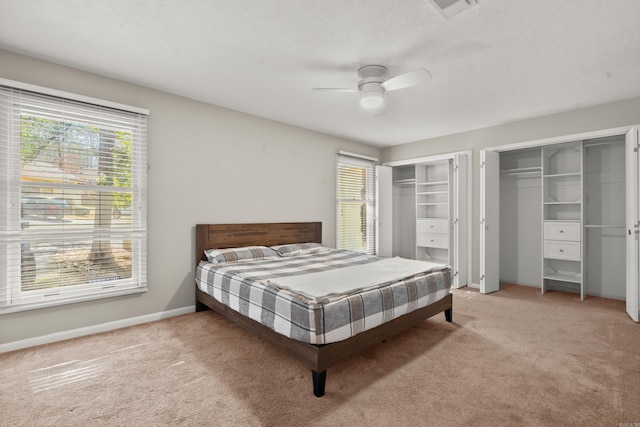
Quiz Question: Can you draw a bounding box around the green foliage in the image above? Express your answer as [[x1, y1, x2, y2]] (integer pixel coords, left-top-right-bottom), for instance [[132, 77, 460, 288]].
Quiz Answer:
[[20, 115, 133, 209]]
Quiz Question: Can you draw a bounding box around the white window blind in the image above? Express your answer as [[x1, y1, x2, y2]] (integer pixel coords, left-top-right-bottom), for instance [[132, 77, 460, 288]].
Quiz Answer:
[[0, 83, 148, 313], [336, 153, 377, 255]]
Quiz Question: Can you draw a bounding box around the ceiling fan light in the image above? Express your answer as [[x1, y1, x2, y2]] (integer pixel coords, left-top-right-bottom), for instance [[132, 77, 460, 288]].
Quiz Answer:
[[360, 90, 384, 109]]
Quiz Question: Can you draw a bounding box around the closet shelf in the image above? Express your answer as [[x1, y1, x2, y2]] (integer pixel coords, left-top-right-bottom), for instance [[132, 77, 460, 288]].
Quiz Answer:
[[393, 178, 415, 187], [543, 274, 582, 284], [417, 191, 448, 195], [543, 201, 582, 205], [417, 180, 448, 186], [417, 202, 448, 206]]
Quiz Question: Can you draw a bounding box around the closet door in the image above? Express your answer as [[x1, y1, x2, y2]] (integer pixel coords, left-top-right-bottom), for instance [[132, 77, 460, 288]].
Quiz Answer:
[[625, 128, 640, 322], [376, 165, 393, 257], [453, 153, 469, 287], [480, 150, 500, 293]]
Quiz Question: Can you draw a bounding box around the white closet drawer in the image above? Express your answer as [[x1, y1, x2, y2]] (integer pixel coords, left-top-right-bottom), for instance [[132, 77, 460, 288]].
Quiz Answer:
[[417, 219, 449, 234], [417, 233, 449, 249], [544, 221, 581, 242], [543, 240, 581, 261]]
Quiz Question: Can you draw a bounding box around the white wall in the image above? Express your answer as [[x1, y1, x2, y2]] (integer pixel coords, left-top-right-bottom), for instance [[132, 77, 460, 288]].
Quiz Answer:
[[0, 49, 380, 345], [382, 96, 640, 285]]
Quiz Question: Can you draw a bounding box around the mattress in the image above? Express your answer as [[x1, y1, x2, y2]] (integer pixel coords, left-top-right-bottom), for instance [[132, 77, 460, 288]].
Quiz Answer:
[[196, 249, 451, 344]]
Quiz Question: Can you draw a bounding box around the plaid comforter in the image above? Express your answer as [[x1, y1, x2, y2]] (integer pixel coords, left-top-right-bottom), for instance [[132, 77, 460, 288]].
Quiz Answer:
[[196, 249, 451, 344]]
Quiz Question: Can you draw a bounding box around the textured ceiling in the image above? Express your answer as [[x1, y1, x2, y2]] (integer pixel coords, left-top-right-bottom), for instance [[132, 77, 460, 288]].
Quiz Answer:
[[1, 0, 639, 147]]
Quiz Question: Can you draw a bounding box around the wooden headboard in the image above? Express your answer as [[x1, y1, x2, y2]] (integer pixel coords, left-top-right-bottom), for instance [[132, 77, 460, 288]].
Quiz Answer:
[[195, 222, 322, 264]]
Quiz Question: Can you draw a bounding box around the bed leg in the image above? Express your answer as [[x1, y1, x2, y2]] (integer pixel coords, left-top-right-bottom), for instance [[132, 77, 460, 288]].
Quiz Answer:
[[312, 370, 326, 397], [195, 300, 210, 312], [444, 308, 452, 323]]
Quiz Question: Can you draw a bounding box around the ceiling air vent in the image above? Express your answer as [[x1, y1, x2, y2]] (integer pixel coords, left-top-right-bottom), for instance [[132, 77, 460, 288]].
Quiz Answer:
[[427, 0, 478, 19]]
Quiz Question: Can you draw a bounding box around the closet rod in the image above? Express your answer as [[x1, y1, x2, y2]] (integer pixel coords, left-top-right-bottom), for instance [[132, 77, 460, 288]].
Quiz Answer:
[[584, 224, 625, 229], [500, 172, 541, 177], [499, 167, 542, 176], [584, 140, 623, 149]]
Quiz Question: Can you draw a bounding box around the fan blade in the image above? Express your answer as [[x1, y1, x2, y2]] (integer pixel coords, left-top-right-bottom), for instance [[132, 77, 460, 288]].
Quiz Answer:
[[381, 69, 432, 91], [312, 88, 359, 92]]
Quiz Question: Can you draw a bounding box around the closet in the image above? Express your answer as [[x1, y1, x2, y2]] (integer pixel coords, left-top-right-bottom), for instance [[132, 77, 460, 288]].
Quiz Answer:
[[499, 147, 542, 290], [583, 137, 626, 299], [378, 151, 470, 288], [481, 126, 639, 322]]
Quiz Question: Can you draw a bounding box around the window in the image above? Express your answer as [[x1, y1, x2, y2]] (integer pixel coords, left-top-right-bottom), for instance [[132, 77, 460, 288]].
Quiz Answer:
[[0, 81, 148, 313], [336, 153, 377, 255]]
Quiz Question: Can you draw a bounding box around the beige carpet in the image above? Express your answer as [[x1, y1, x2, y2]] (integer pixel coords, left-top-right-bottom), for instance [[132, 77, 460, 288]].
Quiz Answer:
[[1, 284, 639, 426]]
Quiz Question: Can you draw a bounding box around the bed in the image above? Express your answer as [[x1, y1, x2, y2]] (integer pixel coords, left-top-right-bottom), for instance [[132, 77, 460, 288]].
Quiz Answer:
[[195, 222, 453, 397]]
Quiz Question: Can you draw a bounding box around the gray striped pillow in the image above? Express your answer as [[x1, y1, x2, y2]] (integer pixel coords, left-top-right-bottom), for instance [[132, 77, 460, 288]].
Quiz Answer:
[[271, 243, 331, 257], [204, 246, 279, 264]]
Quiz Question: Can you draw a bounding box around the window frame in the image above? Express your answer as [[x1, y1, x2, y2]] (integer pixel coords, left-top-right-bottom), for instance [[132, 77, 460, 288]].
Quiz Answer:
[[0, 78, 148, 314], [336, 152, 378, 255]]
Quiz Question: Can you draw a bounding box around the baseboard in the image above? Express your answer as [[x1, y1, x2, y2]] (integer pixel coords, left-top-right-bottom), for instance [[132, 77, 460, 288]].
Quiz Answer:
[[0, 305, 196, 353]]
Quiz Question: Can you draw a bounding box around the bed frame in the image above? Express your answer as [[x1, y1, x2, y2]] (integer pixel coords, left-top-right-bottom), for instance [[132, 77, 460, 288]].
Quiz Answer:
[[195, 222, 453, 397]]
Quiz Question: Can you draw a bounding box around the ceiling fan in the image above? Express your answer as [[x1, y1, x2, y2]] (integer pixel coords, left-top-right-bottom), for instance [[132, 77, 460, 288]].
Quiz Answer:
[[313, 65, 432, 111]]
